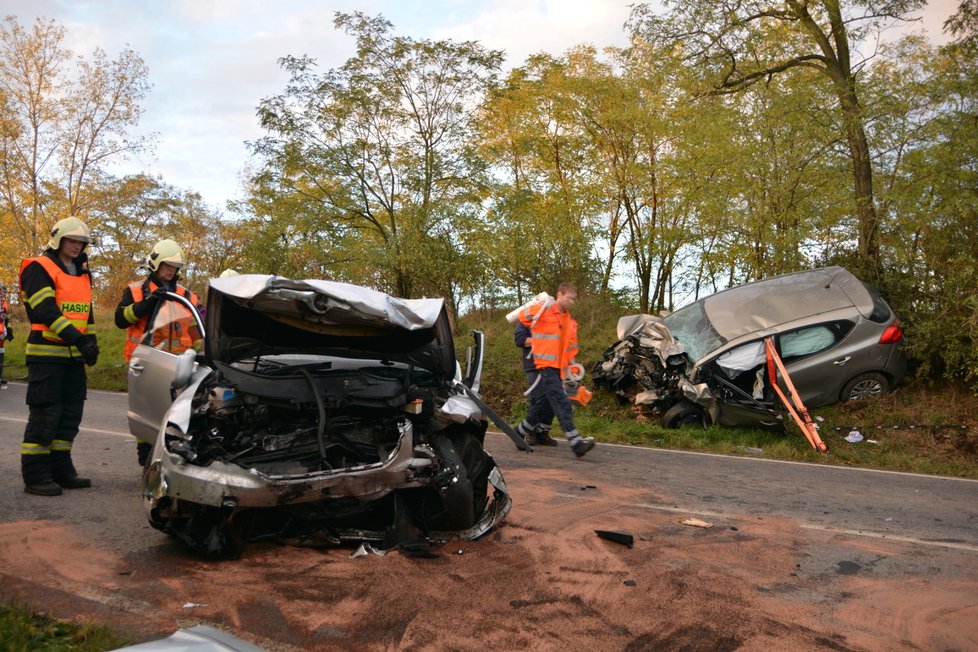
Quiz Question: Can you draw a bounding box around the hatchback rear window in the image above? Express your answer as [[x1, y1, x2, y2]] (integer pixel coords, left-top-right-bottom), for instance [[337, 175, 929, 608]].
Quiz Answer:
[[864, 284, 892, 323]]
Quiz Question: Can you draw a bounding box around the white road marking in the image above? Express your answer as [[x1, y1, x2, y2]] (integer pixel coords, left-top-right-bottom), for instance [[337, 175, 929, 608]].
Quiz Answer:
[[488, 431, 978, 484], [556, 491, 978, 553], [0, 415, 133, 439], [798, 523, 978, 553]]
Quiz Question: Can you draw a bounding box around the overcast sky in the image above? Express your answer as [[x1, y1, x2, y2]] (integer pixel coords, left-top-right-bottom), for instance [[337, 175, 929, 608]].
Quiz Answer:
[[1, 0, 960, 213]]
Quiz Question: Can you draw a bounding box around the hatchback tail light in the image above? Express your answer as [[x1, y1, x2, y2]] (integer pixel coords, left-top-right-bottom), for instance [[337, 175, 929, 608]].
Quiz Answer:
[[879, 322, 903, 344]]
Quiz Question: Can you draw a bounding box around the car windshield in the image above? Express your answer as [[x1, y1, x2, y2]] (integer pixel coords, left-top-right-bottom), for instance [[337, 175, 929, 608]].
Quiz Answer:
[[661, 300, 725, 363]]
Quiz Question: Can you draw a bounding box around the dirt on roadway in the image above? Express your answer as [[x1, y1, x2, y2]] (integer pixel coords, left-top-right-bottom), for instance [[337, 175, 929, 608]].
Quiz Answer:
[[2, 463, 977, 651]]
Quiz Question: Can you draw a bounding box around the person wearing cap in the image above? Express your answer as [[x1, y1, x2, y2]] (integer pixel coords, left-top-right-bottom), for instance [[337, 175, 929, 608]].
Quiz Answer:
[[18, 217, 98, 496], [115, 238, 202, 466]]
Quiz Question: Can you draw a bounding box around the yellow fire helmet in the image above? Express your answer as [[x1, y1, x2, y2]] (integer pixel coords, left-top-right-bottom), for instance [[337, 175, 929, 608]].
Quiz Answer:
[[47, 217, 91, 250], [147, 239, 186, 272], [218, 268, 239, 278]]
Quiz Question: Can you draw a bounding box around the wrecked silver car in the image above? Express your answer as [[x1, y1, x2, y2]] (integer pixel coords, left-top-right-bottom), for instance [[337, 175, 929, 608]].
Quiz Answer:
[[592, 267, 907, 429], [130, 275, 511, 557]]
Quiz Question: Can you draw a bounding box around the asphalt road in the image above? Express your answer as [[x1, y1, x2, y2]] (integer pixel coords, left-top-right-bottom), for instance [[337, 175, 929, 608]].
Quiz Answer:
[[2, 381, 974, 555], [1, 381, 976, 650]]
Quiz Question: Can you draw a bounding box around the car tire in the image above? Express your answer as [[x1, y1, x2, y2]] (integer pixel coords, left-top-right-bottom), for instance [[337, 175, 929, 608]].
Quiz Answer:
[[841, 372, 889, 402], [454, 431, 490, 518], [661, 401, 707, 429], [431, 432, 489, 530]]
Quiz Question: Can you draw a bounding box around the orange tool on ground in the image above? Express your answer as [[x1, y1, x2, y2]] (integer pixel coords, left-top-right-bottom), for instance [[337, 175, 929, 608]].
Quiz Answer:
[[764, 337, 828, 453]]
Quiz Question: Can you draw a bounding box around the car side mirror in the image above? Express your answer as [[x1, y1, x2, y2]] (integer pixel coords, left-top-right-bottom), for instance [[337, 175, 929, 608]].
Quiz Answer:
[[172, 348, 197, 393]]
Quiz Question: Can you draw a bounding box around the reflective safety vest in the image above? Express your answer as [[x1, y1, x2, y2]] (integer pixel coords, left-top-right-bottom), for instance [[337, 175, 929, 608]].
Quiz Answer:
[[123, 281, 200, 361], [519, 302, 578, 375], [19, 255, 92, 360], [0, 294, 8, 342]]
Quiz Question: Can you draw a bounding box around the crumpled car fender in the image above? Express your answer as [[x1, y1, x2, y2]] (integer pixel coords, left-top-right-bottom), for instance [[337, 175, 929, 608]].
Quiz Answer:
[[435, 394, 483, 427], [681, 378, 719, 424]]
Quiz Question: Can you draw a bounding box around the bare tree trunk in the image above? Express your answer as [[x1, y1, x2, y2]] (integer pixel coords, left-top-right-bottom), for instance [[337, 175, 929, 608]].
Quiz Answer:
[[845, 114, 880, 280]]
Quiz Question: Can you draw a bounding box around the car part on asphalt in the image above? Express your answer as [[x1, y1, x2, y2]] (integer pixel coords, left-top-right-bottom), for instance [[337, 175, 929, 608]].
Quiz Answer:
[[595, 529, 635, 547], [110, 624, 267, 651]]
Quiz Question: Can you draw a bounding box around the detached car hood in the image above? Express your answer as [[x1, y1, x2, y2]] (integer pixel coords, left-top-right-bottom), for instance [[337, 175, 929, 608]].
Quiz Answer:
[[205, 275, 456, 380]]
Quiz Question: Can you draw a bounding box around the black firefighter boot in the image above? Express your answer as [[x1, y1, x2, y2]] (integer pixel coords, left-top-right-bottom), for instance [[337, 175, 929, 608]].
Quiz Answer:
[[532, 424, 560, 446], [22, 453, 62, 496], [51, 449, 92, 489]]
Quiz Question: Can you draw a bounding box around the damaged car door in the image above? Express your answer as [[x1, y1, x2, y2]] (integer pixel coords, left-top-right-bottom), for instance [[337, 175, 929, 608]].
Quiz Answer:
[[127, 292, 204, 443]]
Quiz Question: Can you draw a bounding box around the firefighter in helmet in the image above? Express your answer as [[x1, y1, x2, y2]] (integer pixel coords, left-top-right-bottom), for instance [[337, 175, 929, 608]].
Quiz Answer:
[[115, 238, 202, 466], [19, 217, 98, 496]]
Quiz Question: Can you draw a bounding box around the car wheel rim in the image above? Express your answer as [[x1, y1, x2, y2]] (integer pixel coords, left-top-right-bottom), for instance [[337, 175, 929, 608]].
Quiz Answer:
[[850, 380, 882, 400]]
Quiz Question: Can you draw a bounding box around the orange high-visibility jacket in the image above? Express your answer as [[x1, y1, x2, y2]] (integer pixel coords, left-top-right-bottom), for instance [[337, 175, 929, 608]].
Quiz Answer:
[[123, 281, 200, 361], [0, 293, 8, 342], [519, 302, 578, 376], [19, 255, 92, 360]]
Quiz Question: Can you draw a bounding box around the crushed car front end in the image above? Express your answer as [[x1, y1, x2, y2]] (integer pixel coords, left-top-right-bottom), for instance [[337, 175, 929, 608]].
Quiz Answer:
[[142, 276, 510, 557], [591, 267, 907, 430]]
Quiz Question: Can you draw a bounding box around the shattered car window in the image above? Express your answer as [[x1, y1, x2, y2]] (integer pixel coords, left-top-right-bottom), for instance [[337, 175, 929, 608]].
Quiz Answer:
[[661, 302, 724, 363]]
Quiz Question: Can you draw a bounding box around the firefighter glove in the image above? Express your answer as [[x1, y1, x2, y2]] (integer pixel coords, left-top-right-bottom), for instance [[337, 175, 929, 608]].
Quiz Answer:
[[147, 287, 169, 304], [77, 334, 99, 366], [4, 326, 11, 341]]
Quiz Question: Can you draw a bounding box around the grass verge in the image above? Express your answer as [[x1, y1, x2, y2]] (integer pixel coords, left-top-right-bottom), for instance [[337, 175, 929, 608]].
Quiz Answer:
[[2, 311, 128, 392], [0, 601, 130, 651]]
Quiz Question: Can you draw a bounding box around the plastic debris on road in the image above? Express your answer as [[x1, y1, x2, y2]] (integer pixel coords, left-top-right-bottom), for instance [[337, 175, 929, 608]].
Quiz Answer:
[[595, 529, 635, 547], [845, 430, 864, 443], [350, 543, 385, 558]]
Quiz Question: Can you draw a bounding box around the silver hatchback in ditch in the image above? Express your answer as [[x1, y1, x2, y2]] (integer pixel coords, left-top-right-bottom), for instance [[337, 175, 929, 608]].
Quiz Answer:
[[127, 275, 512, 558], [592, 267, 907, 428]]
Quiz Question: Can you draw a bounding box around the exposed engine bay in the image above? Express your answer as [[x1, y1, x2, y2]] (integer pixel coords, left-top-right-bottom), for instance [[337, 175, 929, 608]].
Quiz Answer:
[[590, 313, 782, 428], [169, 360, 439, 474], [145, 357, 508, 558]]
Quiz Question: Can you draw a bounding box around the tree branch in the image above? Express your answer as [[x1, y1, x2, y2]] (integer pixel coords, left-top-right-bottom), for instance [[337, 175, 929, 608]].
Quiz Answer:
[[715, 54, 829, 93]]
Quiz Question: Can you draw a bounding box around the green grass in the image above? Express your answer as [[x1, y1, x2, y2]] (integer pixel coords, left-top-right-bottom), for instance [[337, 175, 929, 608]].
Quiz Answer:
[[3, 311, 128, 391], [0, 601, 130, 651], [543, 389, 978, 479]]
